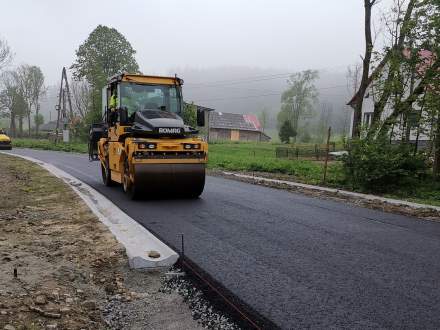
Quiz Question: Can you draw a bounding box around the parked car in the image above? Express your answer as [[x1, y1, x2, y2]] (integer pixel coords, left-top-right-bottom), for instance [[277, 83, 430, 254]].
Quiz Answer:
[[0, 129, 12, 150]]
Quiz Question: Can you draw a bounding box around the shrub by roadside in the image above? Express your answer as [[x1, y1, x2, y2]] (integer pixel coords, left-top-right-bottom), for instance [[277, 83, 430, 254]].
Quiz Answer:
[[342, 138, 429, 192]]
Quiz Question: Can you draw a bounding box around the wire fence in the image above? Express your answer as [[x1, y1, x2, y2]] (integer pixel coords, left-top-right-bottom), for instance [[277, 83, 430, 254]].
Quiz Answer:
[[275, 142, 338, 161]]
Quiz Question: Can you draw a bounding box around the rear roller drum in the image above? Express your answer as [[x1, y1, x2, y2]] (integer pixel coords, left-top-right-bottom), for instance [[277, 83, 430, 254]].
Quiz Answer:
[[101, 158, 114, 187], [123, 160, 138, 200]]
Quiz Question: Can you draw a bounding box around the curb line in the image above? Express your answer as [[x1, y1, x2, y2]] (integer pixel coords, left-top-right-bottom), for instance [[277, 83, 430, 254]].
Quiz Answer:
[[1, 152, 179, 269], [222, 171, 440, 212]]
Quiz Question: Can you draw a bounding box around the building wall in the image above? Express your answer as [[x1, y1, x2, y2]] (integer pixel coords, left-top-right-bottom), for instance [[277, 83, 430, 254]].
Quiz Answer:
[[209, 128, 268, 142], [349, 90, 431, 142]]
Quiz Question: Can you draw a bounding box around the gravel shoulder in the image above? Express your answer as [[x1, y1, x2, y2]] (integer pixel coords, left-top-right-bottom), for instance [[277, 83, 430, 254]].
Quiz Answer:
[[0, 154, 202, 330]]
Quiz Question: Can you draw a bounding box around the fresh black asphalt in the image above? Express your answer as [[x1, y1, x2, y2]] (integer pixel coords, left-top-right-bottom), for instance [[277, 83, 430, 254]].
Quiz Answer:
[[6, 149, 440, 329]]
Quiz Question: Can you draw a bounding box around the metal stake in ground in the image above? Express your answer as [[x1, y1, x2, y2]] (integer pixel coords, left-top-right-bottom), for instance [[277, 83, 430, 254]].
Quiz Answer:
[[323, 126, 331, 184], [180, 233, 185, 259]]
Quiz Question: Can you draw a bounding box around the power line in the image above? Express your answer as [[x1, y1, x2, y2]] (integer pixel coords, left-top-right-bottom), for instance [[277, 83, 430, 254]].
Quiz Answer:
[[185, 72, 295, 88], [193, 92, 281, 103], [183, 63, 353, 88], [192, 84, 348, 103]]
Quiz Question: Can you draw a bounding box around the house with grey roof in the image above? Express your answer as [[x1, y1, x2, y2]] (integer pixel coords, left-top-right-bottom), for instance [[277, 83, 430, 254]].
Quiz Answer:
[[208, 112, 270, 142]]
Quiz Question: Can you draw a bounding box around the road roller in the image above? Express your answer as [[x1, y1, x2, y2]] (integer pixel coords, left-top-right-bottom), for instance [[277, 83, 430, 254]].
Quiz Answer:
[[89, 73, 208, 199]]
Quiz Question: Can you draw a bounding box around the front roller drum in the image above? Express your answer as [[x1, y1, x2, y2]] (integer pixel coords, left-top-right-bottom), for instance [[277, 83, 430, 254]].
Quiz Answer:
[[127, 163, 206, 199]]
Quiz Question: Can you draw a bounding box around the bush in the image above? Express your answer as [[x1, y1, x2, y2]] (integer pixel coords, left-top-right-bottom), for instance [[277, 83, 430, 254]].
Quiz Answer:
[[342, 137, 428, 193]]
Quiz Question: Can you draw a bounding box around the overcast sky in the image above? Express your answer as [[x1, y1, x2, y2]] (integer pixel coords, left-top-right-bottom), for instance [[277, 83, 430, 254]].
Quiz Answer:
[[1, 0, 370, 85]]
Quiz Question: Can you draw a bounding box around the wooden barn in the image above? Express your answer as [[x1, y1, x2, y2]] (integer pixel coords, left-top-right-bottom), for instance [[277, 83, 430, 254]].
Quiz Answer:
[[208, 112, 270, 142]]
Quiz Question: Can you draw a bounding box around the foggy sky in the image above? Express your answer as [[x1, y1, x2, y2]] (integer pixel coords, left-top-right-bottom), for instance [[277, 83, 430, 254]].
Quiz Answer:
[[1, 0, 369, 85]]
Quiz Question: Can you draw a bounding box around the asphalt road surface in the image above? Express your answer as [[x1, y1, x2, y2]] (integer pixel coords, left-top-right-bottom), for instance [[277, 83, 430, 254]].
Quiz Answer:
[[6, 149, 440, 329]]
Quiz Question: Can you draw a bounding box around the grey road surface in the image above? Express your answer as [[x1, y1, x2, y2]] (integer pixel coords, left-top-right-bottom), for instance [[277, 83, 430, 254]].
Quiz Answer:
[[6, 149, 440, 329]]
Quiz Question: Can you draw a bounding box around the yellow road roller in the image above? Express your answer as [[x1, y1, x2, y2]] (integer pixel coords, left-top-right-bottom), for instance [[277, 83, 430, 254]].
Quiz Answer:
[[89, 73, 208, 199]]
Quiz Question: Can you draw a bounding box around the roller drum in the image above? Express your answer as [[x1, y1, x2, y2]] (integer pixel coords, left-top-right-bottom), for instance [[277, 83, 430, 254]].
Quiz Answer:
[[132, 163, 205, 198]]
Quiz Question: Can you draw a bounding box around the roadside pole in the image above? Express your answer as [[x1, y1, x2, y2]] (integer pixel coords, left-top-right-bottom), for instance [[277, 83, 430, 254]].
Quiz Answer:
[[322, 126, 331, 184]]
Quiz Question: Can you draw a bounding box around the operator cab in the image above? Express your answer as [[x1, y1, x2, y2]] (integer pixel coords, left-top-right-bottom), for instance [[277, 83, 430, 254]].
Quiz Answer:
[[102, 73, 205, 126], [103, 74, 186, 125]]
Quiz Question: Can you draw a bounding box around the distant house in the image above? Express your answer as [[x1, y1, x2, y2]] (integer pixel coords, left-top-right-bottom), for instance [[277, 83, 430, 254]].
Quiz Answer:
[[209, 112, 270, 142]]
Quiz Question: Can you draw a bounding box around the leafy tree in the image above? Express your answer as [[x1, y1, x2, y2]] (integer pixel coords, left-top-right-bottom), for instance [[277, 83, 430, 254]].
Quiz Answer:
[[16, 65, 45, 136], [277, 70, 318, 142], [71, 25, 139, 85], [182, 102, 197, 127], [279, 120, 296, 144], [0, 70, 26, 137], [317, 102, 333, 143], [258, 108, 269, 132], [34, 113, 44, 127], [70, 25, 140, 128], [299, 123, 312, 143], [30, 67, 45, 135]]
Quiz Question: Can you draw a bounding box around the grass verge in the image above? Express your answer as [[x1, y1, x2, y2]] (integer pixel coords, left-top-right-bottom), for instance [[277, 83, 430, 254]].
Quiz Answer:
[[208, 142, 345, 186], [9, 139, 440, 206], [12, 138, 88, 153]]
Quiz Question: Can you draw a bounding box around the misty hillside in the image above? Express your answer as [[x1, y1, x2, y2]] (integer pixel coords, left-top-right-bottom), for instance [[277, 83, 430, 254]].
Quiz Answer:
[[36, 66, 354, 136], [174, 66, 353, 133]]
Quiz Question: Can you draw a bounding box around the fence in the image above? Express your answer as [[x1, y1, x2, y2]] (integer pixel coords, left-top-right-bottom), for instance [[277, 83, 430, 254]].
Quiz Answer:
[[275, 142, 337, 161]]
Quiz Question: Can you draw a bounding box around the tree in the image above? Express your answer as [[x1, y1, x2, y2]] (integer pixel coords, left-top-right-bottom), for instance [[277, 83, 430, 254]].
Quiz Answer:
[[34, 113, 44, 128], [70, 25, 140, 126], [70, 78, 92, 119], [364, 0, 439, 139], [16, 65, 45, 136], [0, 70, 26, 137], [317, 102, 333, 143], [348, 0, 423, 138], [299, 123, 312, 143], [346, 63, 362, 136], [369, 0, 418, 135], [277, 70, 318, 142], [279, 120, 296, 144], [0, 38, 13, 71], [30, 67, 45, 135], [348, 0, 379, 138], [182, 102, 197, 127], [258, 108, 269, 132]]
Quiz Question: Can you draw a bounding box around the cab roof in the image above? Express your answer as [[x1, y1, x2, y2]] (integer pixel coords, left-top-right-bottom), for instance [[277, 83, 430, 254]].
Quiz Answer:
[[108, 73, 184, 86]]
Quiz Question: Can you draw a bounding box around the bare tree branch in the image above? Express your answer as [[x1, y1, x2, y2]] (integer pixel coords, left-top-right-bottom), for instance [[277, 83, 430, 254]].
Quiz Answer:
[[0, 39, 13, 71]]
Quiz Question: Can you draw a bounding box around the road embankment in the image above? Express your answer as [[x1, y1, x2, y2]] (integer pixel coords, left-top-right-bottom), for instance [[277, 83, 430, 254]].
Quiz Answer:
[[0, 154, 201, 329]]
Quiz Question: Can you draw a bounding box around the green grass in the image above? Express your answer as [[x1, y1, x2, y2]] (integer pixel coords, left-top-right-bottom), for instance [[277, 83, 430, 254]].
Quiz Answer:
[[10, 138, 440, 206], [208, 142, 345, 186], [12, 138, 88, 153], [384, 182, 440, 207]]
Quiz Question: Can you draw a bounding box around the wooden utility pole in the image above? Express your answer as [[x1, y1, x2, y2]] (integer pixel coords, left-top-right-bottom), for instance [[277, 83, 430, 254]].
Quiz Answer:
[[322, 127, 332, 184]]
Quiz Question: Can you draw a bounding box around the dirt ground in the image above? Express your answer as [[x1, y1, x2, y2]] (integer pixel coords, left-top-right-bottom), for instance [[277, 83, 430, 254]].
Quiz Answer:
[[208, 169, 440, 222], [0, 155, 202, 330]]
